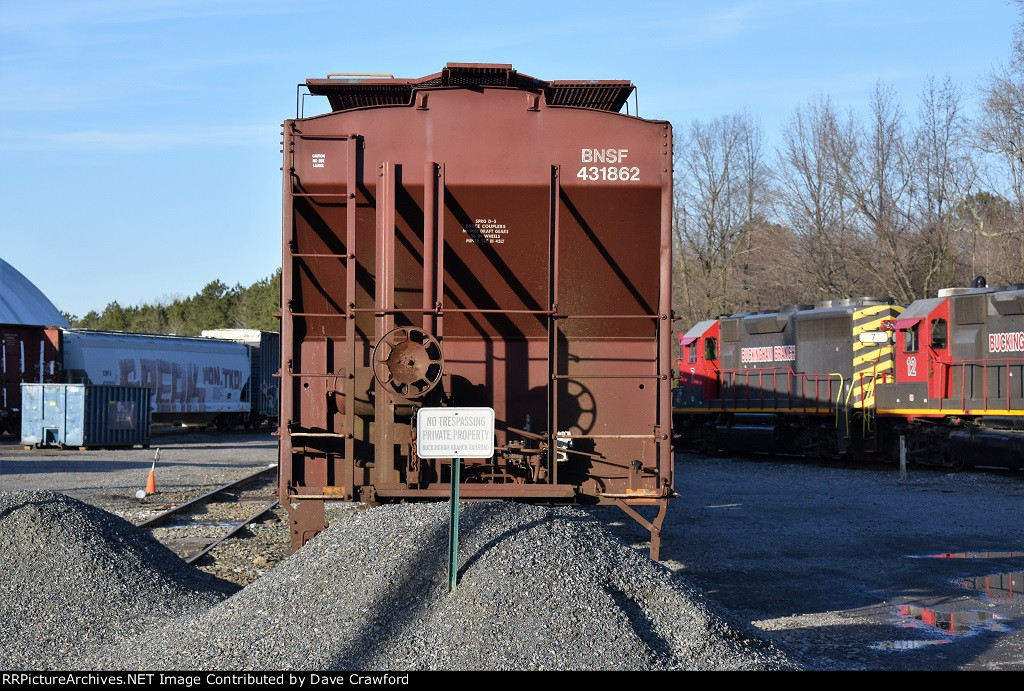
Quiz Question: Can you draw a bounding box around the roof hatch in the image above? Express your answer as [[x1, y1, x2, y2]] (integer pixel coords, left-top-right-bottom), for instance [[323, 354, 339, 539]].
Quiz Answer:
[[304, 63, 635, 113]]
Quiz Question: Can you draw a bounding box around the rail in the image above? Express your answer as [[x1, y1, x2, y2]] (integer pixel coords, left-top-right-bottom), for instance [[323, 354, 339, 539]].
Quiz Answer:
[[182, 499, 279, 565], [136, 465, 277, 528], [136, 465, 279, 564]]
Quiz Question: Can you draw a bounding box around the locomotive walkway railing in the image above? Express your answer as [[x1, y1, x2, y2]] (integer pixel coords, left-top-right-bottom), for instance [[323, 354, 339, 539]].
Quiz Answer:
[[933, 356, 1024, 413], [714, 367, 843, 414]]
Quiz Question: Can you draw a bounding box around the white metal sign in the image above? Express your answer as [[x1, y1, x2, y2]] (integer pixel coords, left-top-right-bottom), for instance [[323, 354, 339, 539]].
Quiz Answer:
[[416, 407, 495, 459], [858, 331, 891, 344]]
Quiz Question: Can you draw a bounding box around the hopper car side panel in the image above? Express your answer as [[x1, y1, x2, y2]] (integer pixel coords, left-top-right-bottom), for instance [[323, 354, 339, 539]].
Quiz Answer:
[[280, 64, 674, 558], [60, 329, 251, 429]]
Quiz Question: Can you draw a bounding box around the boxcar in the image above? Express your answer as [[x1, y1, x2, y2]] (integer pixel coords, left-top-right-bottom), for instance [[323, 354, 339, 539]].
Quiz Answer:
[[0, 324, 62, 435], [279, 63, 675, 558], [202, 329, 282, 428]]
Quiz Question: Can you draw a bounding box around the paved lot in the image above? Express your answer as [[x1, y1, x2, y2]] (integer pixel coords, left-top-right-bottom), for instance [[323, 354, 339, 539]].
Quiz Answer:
[[3, 433, 1022, 671], [0, 429, 277, 517], [599, 453, 1024, 671]]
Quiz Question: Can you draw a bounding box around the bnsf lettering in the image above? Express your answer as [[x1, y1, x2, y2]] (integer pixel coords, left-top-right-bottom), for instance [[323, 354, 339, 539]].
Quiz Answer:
[[988, 331, 1024, 353], [581, 148, 629, 163]]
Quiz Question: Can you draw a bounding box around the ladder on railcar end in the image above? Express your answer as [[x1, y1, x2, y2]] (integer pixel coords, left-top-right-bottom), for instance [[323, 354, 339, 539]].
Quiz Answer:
[[280, 129, 361, 551]]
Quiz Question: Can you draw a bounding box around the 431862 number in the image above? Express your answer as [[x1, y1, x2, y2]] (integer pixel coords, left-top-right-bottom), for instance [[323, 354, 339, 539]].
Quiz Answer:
[[576, 166, 640, 182]]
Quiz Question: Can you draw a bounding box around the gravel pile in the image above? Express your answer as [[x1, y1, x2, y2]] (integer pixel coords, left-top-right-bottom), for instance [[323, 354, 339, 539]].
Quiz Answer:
[[0, 491, 239, 670], [4, 492, 804, 671]]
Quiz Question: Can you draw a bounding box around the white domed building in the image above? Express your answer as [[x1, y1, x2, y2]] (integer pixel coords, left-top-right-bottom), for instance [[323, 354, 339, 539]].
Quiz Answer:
[[0, 257, 69, 327], [1, 258, 68, 435]]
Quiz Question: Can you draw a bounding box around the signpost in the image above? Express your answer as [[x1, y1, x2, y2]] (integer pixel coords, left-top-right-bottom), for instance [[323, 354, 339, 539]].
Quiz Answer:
[[416, 407, 495, 592], [448, 457, 461, 592]]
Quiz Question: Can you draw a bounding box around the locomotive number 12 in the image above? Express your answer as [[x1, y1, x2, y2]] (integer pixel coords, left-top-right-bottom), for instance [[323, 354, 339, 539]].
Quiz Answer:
[[906, 356, 917, 377], [576, 166, 641, 182]]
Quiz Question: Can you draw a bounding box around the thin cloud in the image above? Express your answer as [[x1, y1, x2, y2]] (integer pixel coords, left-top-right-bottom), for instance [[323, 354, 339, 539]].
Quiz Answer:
[[0, 125, 272, 152], [667, 0, 866, 48], [0, 0, 285, 31]]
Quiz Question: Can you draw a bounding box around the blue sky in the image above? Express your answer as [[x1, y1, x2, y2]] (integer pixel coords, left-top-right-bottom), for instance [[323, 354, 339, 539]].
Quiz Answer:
[[1, 0, 1019, 320]]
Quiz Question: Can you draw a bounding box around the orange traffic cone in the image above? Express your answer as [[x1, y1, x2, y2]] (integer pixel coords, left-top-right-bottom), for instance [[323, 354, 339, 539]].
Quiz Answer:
[[145, 460, 156, 495]]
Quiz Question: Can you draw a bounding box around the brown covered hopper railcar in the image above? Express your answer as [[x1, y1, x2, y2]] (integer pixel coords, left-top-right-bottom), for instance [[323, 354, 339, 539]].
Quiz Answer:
[[279, 63, 675, 558]]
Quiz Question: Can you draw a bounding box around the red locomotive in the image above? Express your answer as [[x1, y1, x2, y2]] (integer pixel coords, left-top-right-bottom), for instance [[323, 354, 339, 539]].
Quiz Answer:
[[876, 279, 1024, 469], [673, 279, 1024, 470]]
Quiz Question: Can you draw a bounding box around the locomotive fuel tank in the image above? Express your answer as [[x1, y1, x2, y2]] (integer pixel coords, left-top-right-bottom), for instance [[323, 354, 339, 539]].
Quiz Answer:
[[948, 427, 1024, 469]]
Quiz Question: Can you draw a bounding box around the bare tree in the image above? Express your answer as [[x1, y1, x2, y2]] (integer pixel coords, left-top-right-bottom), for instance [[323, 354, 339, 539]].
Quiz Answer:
[[837, 82, 918, 302], [909, 75, 978, 294], [774, 95, 867, 299], [978, 64, 1024, 210], [669, 1, 1024, 315], [671, 113, 772, 325], [973, 0, 1024, 283]]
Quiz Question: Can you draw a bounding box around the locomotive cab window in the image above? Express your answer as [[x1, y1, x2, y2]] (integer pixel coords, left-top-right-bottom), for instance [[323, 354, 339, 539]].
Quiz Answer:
[[686, 341, 698, 364], [704, 337, 718, 361], [903, 324, 919, 353], [930, 318, 947, 349]]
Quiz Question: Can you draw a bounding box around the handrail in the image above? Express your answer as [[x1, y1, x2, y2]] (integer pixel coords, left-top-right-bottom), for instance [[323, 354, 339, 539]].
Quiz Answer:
[[829, 372, 846, 437], [930, 356, 1024, 412], [857, 371, 880, 437], [715, 367, 842, 413]]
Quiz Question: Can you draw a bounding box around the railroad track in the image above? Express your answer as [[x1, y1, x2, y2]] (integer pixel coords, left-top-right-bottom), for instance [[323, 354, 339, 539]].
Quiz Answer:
[[136, 465, 281, 571]]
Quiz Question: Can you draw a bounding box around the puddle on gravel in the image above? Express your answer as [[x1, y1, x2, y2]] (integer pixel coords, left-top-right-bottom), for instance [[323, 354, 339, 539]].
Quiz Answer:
[[954, 573, 1022, 603], [870, 639, 951, 650], [927, 551, 1024, 559], [897, 605, 1008, 634], [926, 552, 1022, 605], [870, 605, 1009, 651], [871, 552, 1021, 652]]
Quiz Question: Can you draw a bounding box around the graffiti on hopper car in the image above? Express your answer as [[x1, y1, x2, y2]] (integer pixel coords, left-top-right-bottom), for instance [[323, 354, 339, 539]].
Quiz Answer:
[[118, 358, 243, 408]]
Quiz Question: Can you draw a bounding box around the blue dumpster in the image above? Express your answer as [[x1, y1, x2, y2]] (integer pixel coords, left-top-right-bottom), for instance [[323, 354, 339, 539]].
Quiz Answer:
[[20, 383, 152, 449]]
